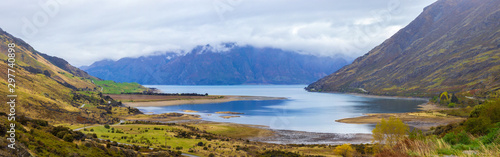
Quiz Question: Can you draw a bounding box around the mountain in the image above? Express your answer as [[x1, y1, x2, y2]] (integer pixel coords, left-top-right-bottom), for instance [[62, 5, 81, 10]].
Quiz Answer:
[[0, 28, 138, 124], [306, 0, 500, 97], [83, 44, 350, 85]]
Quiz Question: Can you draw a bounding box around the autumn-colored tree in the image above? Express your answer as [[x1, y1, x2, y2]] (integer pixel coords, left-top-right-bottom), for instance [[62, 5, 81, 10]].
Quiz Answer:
[[333, 143, 355, 157], [440, 91, 449, 104], [372, 117, 409, 147]]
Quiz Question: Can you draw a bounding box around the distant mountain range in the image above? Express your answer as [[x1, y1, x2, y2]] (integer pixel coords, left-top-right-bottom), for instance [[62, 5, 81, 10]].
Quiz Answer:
[[307, 0, 500, 96], [82, 44, 350, 85]]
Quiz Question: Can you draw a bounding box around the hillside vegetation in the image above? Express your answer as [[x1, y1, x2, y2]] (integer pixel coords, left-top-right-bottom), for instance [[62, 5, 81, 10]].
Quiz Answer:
[[0, 28, 146, 124], [307, 0, 500, 97], [91, 78, 148, 94]]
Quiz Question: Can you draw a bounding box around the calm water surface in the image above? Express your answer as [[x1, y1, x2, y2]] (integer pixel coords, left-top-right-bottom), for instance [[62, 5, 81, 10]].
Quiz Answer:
[[138, 85, 426, 134]]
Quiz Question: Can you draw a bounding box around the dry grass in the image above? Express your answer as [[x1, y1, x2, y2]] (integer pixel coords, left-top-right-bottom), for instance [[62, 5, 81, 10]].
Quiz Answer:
[[383, 135, 500, 157]]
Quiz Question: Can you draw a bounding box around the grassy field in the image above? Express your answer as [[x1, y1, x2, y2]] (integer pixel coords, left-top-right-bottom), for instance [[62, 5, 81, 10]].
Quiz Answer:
[[83, 124, 198, 149], [91, 78, 148, 94], [191, 123, 273, 139], [81, 122, 342, 157]]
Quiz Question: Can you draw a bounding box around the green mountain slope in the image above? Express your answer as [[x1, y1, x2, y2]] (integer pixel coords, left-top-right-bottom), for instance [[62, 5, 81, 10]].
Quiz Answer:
[[0, 28, 144, 124], [307, 0, 500, 97]]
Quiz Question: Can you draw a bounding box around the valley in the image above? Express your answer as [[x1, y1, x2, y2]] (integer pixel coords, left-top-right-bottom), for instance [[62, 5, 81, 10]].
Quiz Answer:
[[1, 0, 500, 156]]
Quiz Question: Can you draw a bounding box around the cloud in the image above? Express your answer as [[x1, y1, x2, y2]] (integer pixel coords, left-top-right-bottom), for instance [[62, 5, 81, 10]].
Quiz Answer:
[[0, 0, 436, 66]]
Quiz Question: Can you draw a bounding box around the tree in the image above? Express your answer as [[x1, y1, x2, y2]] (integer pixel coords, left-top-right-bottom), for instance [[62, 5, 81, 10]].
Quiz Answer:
[[334, 143, 355, 157], [104, 124, 110, 129], [451, 93, 459, 103], [197, 142, 204, 146], [372, 117, 409, 147], [440, 91, 449, 104]]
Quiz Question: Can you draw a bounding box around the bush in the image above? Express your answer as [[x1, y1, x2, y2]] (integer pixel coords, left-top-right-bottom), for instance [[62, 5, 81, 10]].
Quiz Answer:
[[457, 131, 471, 145], [465, 117, 491, 135], [469, 105, 484, 118], [443, 131, 471, 145], [197, 142, 204, 146], [443, 132, 458, 145], [372, 117, 408, 146], [481, 122, 500, 144], [63, 134, 74, 142], [408, 129, 425, 140], [448, 103, 456, 108], [104, 124, 110, 129], [334, 143, 355, 157]]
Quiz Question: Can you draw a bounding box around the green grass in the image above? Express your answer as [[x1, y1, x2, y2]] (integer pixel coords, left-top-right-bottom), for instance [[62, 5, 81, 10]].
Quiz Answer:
[[82, 124, 199, 149], [90, 78, 147, 94]]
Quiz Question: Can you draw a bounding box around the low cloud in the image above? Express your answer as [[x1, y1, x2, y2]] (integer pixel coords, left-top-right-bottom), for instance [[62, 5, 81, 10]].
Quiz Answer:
[[0, 0, 436, 66]]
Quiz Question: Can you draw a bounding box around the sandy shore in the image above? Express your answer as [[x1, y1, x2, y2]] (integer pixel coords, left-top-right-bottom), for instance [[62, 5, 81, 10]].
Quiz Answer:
[[123, 95, 287, 107], [336, 102, 465, 130]]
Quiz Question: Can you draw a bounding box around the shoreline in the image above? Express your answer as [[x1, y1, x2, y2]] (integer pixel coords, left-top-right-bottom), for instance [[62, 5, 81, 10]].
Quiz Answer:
[[123, 118, 374, 145], [250, 128, 372, 145], [347, 92, 430, 100], [118, 92, 447, 144], [122, 95, 287, 107]]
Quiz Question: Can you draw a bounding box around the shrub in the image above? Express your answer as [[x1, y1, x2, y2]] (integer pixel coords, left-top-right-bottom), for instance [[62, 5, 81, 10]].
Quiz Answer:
[[481, 122, 500, 144], [408, 129, 425, 140], [469, 105, 484, 118], [372, 117, 409, 146], [465, 117, 491, 135], [197, 142, 204, 146], [443, 131, 471, 145], [443, 132, 458, 145], [334, 143, 355, 157], [448, 103, 456, 108], [457, 131, 471, 145], [104, 124, 110, 129], [63, 134, 74, 142]]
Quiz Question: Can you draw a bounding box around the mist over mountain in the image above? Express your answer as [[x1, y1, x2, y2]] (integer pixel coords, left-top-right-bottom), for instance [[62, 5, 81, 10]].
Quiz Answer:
[[307, 0, 500, 96], [83, 44, 349, 85]]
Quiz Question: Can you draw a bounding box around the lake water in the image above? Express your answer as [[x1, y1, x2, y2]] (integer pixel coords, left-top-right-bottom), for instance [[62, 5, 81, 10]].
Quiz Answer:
[[138, 85, 427, 134]]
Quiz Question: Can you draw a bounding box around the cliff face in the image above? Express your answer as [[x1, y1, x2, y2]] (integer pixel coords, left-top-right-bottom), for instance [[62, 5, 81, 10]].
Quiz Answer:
[[307, 0, 500, 96], [83, 45, 349, 85]]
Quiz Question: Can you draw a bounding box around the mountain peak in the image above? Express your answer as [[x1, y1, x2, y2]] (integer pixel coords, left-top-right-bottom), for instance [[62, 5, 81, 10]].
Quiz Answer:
[[307, 0, 500, 96], [84, 44, 349, 85]]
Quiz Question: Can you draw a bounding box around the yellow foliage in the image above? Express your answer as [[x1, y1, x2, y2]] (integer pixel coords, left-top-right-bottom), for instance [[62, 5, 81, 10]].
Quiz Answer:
[[440, 91, 449, 101], [372, 117, 408, 147], [333, 143, 355, 157]]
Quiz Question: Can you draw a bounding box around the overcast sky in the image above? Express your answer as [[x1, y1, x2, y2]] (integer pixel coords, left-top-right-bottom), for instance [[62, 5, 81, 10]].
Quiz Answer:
[[1, 0, 436, 66]]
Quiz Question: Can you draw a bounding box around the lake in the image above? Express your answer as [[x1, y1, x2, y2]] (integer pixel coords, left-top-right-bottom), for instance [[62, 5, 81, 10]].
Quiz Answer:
[[138, 85, 427, 134]]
